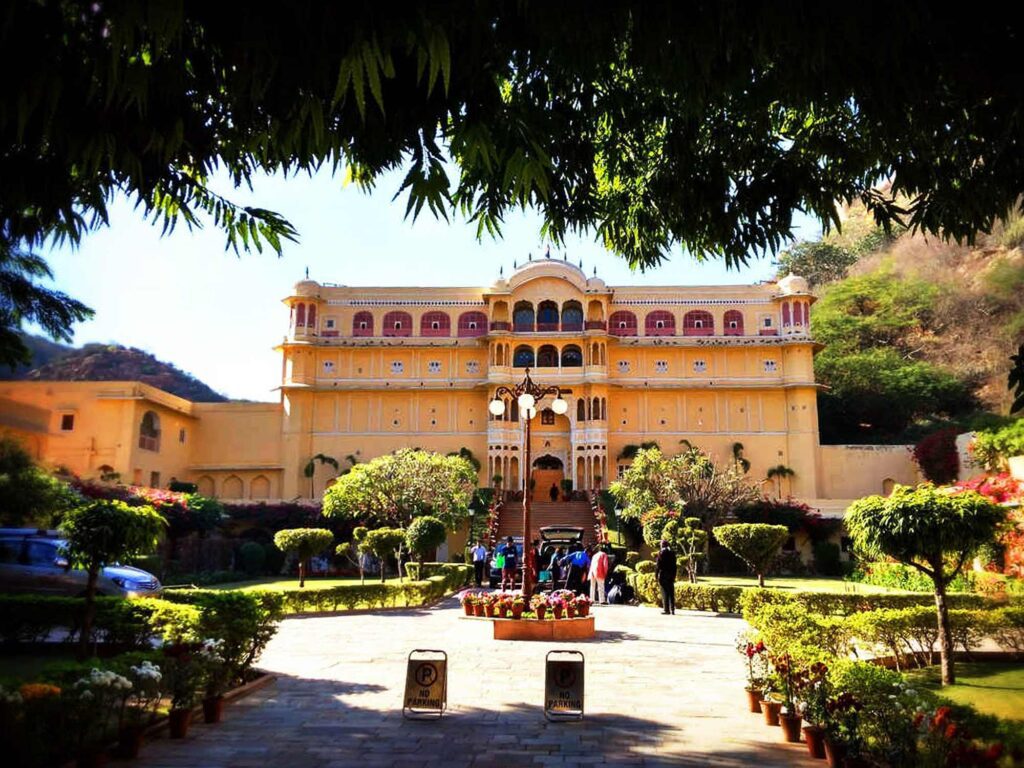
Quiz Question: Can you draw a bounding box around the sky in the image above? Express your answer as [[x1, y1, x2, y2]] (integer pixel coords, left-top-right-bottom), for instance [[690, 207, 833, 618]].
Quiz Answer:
[[37, 167, 820, 401]]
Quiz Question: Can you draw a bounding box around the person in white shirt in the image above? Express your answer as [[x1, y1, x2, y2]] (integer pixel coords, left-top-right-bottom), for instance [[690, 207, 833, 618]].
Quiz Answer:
[[470, 540, 488, 587]]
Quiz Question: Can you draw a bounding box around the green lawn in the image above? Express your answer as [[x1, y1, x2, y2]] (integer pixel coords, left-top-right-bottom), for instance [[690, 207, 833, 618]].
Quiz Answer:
[[209, 575, 410, 592], [695, 575, 906, 594], [905, 663, 1024, 722]]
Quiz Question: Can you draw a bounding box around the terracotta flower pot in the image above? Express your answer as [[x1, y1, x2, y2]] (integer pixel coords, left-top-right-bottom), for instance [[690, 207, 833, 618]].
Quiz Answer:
[[535, 606, 547, 620], [552, 606, 563, 620], [116, 724, 145, 759], [511, 606, 524, 620], [463, 603, 474, 616], [169, 708, 192, 739], [473, 603, 484, 617], [497, 605, 509, 618], [823, 737, 846, 768], [745, 688, 762, 713], [566, 605, 576, 619], [803, 725, 826, 759], [484, 604, 495, 618], [203, 694, 224, 724], [761, 699, 782, 726], [779, 712, 802, 743], [577, 603, 589, 617]]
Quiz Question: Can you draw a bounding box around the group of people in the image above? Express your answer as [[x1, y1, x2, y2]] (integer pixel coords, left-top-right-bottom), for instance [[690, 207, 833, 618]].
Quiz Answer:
[[469, 536, 612, 604]]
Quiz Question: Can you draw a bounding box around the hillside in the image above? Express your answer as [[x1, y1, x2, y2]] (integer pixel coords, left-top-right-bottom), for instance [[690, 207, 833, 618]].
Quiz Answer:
[[778, 198, 1023, 443], [4, 334, 228, 403]]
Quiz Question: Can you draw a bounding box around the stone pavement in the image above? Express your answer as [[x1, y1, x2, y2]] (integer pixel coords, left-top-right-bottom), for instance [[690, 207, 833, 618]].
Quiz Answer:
[[138, 598, 816, 767]]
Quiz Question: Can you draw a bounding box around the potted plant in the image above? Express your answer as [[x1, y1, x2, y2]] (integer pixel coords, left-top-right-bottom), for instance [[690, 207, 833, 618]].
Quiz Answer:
[[199, 639, 229, 724], [461, 592, 477, 617], [736, 634, 767, 713], [531, 594, 549, 620], [482, 593, 496, 618], [796, 661, 829, 759], [163, 643, 203, 739], [71, 668, 132, 768], [574, 594, 592, 617], [760, 668, 783, 727], [549, 595, 565, 619], [510, 595, 526, 619], [772, 654, 802, 743], [472, 594, 486, 617], [823, 692, 862, 768], [116, 660, 163, 759]]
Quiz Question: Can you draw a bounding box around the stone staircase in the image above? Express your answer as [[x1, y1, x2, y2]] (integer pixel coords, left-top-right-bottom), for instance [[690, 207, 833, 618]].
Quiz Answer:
[[495, 500, 598, 544]]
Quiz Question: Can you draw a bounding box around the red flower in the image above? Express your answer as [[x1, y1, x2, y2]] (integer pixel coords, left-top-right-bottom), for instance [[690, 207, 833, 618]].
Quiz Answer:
[[912, 712, 925, 728], [984, 743, 1004, 760], [945, 723, 959, 740]]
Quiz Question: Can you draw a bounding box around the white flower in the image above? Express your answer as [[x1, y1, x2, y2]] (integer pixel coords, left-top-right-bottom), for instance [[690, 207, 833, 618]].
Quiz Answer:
[[79, 690, 94, 701]]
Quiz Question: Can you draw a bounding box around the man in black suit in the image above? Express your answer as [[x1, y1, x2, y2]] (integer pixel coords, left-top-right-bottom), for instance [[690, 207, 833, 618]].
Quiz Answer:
[[655, 539, 677, 615]]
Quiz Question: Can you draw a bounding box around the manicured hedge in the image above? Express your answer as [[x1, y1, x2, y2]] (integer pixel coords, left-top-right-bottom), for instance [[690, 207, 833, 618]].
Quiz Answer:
[[250, 563, 473, 615], [0, 594, 200, 646]]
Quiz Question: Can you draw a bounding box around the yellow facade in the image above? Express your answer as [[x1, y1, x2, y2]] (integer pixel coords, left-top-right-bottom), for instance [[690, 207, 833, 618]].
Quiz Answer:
[[0, 260, 918, 508]]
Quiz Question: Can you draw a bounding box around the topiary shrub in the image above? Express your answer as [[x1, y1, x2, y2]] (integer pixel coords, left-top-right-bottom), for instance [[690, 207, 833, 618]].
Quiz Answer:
[[272, 528, 334, 587], [713, 523, 789, 587], [405, 516, 447, 563], [624, 551, 641, 568], [239, 541, 267, 575], [635, 560, 657, 574]]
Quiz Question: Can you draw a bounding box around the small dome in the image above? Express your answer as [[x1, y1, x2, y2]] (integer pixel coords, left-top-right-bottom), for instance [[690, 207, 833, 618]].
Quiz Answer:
[[293, 280, 320, 297], [777, 273, 809, 295], [586, 276, 607, 291]]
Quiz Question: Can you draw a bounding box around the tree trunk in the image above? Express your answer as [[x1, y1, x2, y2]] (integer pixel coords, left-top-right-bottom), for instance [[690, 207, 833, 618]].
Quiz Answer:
[[934, 578, 955, 685], [757, 572, 765, 588], [299, 558, 306, 588], [78, 564, 100, 659]]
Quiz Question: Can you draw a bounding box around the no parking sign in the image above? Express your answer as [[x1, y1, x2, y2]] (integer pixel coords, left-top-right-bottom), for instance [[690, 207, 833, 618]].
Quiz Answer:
[[403, 649, 447, 719], [544, 649, 584, 721]]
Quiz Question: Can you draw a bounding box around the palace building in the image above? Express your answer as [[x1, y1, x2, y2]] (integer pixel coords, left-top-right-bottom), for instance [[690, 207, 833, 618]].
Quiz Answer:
[[0, 257, 917, 513]]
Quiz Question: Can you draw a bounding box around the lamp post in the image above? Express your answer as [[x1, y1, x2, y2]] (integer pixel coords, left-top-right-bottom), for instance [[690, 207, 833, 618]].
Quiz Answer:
[[489, 368, 568, 596]]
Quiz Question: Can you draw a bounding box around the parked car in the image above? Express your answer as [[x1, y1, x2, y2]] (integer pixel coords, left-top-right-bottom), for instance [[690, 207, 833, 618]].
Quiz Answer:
[[488, 537, 524, 588], [537, 526, 586, 588], [0, 528, 162, 597]]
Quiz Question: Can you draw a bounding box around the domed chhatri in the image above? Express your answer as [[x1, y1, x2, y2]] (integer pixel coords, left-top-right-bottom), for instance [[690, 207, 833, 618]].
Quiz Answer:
[[776, 273, 810, 295]]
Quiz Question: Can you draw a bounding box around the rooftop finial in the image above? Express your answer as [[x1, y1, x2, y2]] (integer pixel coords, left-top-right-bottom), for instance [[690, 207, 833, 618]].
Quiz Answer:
[[528, 252, 532, 261], [579, 258, 583, 268], [563, 251, 567, 261], [545, 246, 551, 259], [305, 266, 310, 279], [513, 259, 518, 269], [499, 265, 504, 276], [593, 266, 597, 276]]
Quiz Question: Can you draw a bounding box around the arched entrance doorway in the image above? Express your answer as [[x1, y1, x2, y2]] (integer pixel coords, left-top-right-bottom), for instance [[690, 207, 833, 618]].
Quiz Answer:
[[532, 454, 564, 502]]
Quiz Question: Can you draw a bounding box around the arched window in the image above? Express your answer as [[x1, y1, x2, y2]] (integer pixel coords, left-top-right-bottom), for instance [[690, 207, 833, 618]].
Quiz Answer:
[[683, 310, 714, 336], [307, 304, 317, 329], [295, 303, 306, 327], [782, 301, 791, 327], [382, 311, 413, 337], [541, 408, 555, 425], [609, 311, 638, 336], [250, 475, 270, 499], [882, 478, 896, 496], [723, 310, 744, 336], [537, 344, 559, 367], [197, 475, 215, 497], [222, 475, 243, 499], [509, 399, 519, 422], [645, 310, 675, 336], [537, 301, 559, 331], [592, 397, 600, 420], [513, 301, 535, 331], [458, 311, 487, 337], [561, 300, 583, 331], [513, 345, 535, 368], [561, 344, 583, 367], [420, 311, 451, 337], [577, 399, 586, 421], [353, 311, 374, 336], [138, 410, 161, 452]]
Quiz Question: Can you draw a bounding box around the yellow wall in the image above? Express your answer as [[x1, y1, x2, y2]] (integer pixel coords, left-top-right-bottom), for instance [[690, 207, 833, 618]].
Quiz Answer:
[[817, 444, 920, 499]]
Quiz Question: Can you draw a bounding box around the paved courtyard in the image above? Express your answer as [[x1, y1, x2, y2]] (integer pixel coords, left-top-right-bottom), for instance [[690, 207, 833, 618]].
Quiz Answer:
[[139, 598, 815, 767]]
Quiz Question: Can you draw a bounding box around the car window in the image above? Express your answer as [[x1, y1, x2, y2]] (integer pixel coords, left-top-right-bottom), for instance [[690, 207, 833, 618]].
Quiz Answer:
[[0, 538, 22, 564], [25, 541, 58, 566]]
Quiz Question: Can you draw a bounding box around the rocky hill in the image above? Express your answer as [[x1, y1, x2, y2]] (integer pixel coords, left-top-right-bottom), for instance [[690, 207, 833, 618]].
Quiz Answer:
[[4, 334, 228, 403]]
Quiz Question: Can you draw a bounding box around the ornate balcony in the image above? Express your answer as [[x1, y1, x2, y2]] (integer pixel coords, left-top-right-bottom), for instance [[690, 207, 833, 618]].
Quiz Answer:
[[584, 320, 606, 331]]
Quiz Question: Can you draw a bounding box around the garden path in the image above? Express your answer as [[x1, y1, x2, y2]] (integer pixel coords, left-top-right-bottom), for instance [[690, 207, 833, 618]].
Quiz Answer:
[[137, 599, 816, 767]]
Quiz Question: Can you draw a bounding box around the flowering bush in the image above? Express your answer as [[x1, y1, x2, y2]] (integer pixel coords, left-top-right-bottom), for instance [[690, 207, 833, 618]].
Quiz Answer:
[[736, 633, 768, 691], [70, 668, 132, 754], [794, 661, 829, 726], [913, 428, 960, 484], [916, 706, 1005, 767], [120, 660, 163, 727], [197, 638, 229, 697], [162, 642, 205, 710]]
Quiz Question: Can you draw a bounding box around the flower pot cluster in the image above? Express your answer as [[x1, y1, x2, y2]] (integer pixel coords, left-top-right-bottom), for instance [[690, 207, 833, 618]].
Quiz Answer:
[[0, 639, 235, 767], [736, 633, 1009, 767], [460, 589, 592, 620]]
